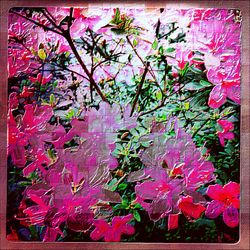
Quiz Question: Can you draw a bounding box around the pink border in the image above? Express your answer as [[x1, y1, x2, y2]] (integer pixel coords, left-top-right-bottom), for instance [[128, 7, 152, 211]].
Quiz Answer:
[[0, 1, 249, 249]]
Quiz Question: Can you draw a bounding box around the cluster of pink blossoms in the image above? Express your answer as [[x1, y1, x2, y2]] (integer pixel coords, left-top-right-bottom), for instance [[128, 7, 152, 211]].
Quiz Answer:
[[7, 7, 240, 242], [187, 9, 241, 109]]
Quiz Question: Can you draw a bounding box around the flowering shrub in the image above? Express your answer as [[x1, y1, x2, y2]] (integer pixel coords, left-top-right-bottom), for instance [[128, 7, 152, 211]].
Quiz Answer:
[[7, 7, 240, 243]]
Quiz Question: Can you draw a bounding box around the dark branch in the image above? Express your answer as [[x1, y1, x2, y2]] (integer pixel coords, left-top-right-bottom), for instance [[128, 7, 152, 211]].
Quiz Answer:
[[10, 9, 63, 36], [130, 62, 150, 116]]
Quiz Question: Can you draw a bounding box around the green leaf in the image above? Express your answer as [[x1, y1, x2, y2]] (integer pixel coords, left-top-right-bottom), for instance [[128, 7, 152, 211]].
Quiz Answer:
[[29, 225, 38, 239], [133, 210, 141, 222], [190, 89, 210, 110], [38, 49, 46, 60], [65, 51, 71, 58], [113, 203, 127, 210], [52, 80, 58, 89], [166, 47, 175, 53], [194, 218, 216, 229], [200, 80, 212, 87], [155, 90, 162, 100], [118, 183, 128, 190], [93, 57, 99, 64], [183, 102, 190, 110], [140, 141, 151, 148], [107, 178, 118, 191], [112, 8, 121, 24], [18, 181, 32, 187], [159, 46, 164, 55], [184, 81, 205, 91], [133, 203, 142, 209], [152, 39, 158, 50], [49, 94, 55, 105], [193, 57, 203, 62], [133, 39, 138, 47]]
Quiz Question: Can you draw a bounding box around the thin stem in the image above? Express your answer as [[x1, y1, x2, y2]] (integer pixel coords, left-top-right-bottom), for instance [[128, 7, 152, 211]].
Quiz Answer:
[[130, 62, 150, 116], [51, 63, 89, 81], [126, 35, 163, 96], [192, 118, 210, 138], [139, 84, 186, 117], [67, 7, 74, 31], [44, 8, 57, 22], [64, 31, 108, 103], [41, 8, 64, 33], [10, 9, 63, 36], [158, 26, 178, 40]]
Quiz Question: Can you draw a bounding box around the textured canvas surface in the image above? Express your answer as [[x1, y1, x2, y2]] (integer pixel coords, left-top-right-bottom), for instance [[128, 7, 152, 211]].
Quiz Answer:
[[6, 7, 242, 243]]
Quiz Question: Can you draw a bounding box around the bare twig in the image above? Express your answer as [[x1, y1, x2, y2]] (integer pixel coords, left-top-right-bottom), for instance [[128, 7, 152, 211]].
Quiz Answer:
[[67, 7, 74, 30], [51, 63, 89, 81], [10, 9, 63, 36], [130, 62, 150, 116], [64, 31, 109, 103], [126, 35, 163, 96], [192, 118, 210, 138], [138, 84, 186, 117], [41, 8, 63, 33]]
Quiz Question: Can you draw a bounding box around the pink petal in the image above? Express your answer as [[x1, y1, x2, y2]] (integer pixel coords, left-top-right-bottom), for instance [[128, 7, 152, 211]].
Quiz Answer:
[[104, 230, 121, 242], [206, 184, 224, 200], [223, 132, 235, 140], [112, 214, 133, 225], [121, 224, 135, 235], [205, 200, 225, 219], [178, 197, 206, 219], [43, 227, 59, 242], [67, 209, 94, 232], [223, 207, 239, 228], [11, 146, 26, 167], [168, 214, 179, 230], [108, 156, 119, 170], [227, 85, 240, 104], [208, 85, 227, 108], [223, 182, 240, 197], [90, 220, 110, 241]]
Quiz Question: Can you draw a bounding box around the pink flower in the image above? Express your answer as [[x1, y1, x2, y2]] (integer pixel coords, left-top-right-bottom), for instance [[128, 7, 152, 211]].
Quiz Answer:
[[207, 65, 240, 108], [7, 104, 53, 168], [177, 195, 205, 220], [23, 193, 50, 226], [19, 86, 35, 98], [29, 73, 52, 85], [134, 169, 182, 221], [7, 111, 28, 167], [137, 124, 215, 192], [217, 119, 235, 147], [23, 147, 51, 177], [205, 182, 240, 228], [167, 45, 194, 70], [90, 214, 135, 242]]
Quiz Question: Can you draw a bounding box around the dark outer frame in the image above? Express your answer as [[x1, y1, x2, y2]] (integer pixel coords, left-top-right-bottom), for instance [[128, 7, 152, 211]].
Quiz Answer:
[[0, 0, 249, 249]]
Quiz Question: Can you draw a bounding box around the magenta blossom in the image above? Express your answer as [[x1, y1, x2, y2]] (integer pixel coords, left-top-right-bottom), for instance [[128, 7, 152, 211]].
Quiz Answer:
[[8, 111, 28, 167], [134, 168, 182, 221], [207, 65, 240, 108], [177, 195, 205, 220], [168, 214, 179, 230], [29, 73, 52, 85], [23, 147, 51, 177], [90, 214, 135, 242], [134, 123, 215, 192], [217, 119, 235, 147], [8, 104, 53, 168], [205, 182, 240, 228]]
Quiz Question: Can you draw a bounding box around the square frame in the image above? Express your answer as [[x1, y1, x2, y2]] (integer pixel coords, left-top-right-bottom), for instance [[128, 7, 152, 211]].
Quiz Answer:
[[1, 0, 249, 249]]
